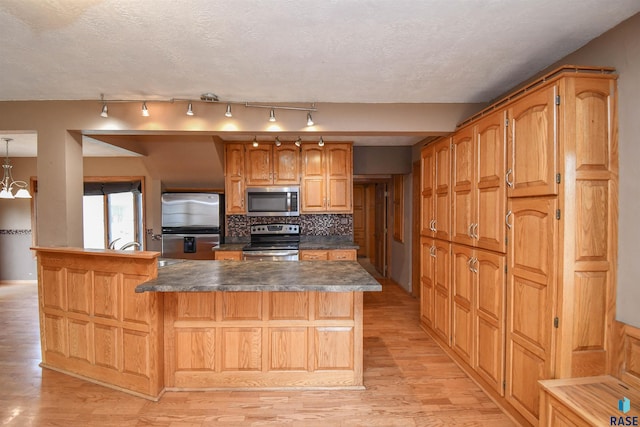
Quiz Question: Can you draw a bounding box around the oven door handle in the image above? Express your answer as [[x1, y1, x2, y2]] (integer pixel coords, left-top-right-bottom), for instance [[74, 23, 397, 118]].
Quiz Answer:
[[242, 250, 299, 258]]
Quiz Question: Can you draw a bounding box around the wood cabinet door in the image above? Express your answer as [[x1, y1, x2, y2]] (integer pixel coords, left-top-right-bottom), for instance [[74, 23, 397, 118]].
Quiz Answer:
[[326, 144, 352, 212], [246, 145, 272, 186], [214, 251, 242, 261], [420, 145, 435, 236], [474, 248, 506, 396], [451, 244, 474, 365], [505, 197, 557, 425], [420, 236, 435, 329], [301, 144, 326, 212], [434, 138, 451, 241], [224, 144, 246, 214], [476, 112, 507, 252], [451, 127, 475, 247], [433, 239, 451, 344], [273, 144, 300, 185], [508, 84, 557, 197]]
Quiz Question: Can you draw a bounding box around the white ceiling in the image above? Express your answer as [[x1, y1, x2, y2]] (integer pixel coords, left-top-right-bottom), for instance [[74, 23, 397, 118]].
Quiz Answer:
[[1, 0, 639, 155]]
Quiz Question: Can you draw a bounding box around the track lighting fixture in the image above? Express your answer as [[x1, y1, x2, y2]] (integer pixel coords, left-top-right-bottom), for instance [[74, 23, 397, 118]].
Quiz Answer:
[[99, 94, 108, 118], [98, 95, 316, 126], [318, 137, 324, 147], [275, 137, 282, 147], [295, 137, 302, 147], [252, 137, 259, 147]]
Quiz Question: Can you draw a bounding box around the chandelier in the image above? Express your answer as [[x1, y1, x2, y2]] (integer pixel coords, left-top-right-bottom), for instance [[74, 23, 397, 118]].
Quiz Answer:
[[0, 138, 32, 199]]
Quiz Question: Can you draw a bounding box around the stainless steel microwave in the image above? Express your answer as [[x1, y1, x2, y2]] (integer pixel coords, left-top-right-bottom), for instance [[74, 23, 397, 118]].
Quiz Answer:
[[246, 186, 300, 217]]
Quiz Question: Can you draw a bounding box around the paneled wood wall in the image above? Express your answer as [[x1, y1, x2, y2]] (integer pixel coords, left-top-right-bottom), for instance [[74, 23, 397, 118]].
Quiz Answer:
[[164, 290, 364, 389], [35, 248, 163, 399]]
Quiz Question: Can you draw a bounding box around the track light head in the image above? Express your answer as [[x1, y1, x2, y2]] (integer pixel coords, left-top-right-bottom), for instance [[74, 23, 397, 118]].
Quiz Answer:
[[295, 137, 302, 147], [252, 137, 259, 147], [306, 112, 314, 126], [142, 102, 149, 117], [100, 103, 108, 118], [269, 109, 276, 122], [275, 137, 282, 147], [318, 137, 324, 147], [186, 103, 194, 116], [225, 104, 232, 118]]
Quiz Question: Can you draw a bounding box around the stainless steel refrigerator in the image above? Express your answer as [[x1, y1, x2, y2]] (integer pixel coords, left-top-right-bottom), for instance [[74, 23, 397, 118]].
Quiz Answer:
[[161, 192, 224, 259]]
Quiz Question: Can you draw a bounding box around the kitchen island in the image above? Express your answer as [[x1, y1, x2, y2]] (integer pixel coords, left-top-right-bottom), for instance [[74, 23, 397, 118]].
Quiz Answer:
[[32, 247, 380, 400], [138, 259, 380, 392]]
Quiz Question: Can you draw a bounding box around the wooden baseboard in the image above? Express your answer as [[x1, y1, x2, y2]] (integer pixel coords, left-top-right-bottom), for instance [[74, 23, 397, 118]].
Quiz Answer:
[[40, 363, 164, 401], [0, 280, 37, 285]]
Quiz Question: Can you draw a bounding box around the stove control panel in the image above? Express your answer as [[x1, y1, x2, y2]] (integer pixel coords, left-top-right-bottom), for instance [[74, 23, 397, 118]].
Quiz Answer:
[[250, 224, 300, 235]]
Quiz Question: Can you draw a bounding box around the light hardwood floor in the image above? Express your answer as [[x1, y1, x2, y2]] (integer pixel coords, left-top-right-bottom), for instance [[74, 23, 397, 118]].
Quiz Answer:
[[0, 279, 516, 426]]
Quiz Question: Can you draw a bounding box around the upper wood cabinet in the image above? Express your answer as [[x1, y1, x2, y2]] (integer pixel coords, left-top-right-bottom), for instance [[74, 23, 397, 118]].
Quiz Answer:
[[451, 111, 507, 252], [507, 84, 557, 197], [246, 144, 300, 186], [421, 137, 450, 240], [301, 143, 353, 213], [224, 143, 246, 214]]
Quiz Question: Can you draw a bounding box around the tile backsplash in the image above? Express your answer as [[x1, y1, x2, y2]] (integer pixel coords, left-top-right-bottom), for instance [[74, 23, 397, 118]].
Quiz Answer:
[[226, 214, 353, 237]]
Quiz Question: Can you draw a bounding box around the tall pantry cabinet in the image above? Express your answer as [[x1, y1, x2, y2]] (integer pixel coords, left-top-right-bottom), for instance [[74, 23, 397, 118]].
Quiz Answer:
[[419, 66, 618, 426]]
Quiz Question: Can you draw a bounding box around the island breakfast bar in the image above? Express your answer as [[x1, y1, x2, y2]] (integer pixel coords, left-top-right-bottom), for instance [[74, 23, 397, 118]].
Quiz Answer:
[[32, 247, 381, 400]]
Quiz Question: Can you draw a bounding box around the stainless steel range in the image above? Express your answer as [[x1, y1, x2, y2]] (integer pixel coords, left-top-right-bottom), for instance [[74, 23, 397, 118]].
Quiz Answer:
[[242, 224, 300, 261]]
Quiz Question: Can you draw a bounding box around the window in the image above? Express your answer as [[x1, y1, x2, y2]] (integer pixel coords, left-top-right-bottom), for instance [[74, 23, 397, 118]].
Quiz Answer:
[[82, 179, 143, 250]]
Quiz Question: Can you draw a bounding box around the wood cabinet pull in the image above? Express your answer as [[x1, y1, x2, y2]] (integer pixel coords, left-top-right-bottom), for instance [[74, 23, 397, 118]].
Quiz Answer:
[[472, 223, 479, 239], [470, 257, 478, 273], [506, 168, 513, 188], [505, 211, 513, 229]]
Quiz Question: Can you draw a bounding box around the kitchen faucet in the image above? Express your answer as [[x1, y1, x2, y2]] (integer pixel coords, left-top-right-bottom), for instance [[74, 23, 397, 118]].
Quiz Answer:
[[118, 241, 141, 251]]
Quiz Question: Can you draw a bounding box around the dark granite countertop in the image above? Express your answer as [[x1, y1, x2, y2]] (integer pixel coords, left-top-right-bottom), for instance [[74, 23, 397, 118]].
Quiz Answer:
[[135, 260, 381, 293]]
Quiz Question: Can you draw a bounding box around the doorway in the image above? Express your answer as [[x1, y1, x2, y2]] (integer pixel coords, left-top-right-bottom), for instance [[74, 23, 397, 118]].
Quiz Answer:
[[353, 180, 390, 277]]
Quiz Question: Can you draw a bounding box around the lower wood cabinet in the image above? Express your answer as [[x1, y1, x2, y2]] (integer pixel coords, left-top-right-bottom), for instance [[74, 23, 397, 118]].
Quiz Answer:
[[451, 244, 505, 395], [214, 250, 242, 260], [505, 196, 558, 423], [420, 237, 450, 344], [300, 249, 357, 261]]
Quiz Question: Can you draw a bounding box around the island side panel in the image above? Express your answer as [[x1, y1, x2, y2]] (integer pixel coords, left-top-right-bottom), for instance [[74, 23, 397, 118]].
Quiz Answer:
[[36, 249, 163, 399], [164, 290, 364, 389]]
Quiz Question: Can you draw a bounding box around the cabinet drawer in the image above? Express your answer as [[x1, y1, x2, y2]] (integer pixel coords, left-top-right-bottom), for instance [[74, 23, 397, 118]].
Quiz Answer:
[[300, 250, 329, 261], [329, 249, 357, 261], [214, 251, 242, 261]]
